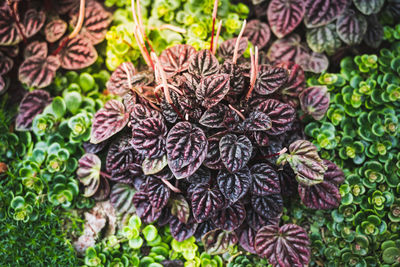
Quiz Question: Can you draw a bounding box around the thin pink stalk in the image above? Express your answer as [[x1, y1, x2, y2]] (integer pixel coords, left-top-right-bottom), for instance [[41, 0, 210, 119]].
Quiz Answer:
[[212, 20, 223, 55], [245, 46, 259, 101], [209, 0, 219, 52], [264, 148, 287, 158], [100, 171, 111, 179], [232, 20, 247, 65], [158, 24, 186, 33], [151, 52, 172, 104], [155, 84, 183, 95], [136, 0, 155, 52], [228, 104, 245, 120], [162, 179, 181, 193], [133, 26, 153, 68]]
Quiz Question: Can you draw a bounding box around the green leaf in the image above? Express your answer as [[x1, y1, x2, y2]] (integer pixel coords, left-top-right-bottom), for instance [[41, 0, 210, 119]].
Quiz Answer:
[[143, 225, 158, 242], [51, 97, 66, 118]]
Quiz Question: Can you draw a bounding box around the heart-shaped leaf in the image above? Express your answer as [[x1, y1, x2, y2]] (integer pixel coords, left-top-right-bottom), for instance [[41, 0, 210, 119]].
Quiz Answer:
[[237, 225, 257, 254], [45, 19, 67, 43], [24, 41, 48, 59], [220, 134, 252, 173], [197, 74, 230, 109], [91, 100, 129, 144], [110, 183, 136, 215], [23, 9, 46, 38], [0, 51, 13, 75], [277, 140, 327, 186], [92, 176, 110, 201], [77, 153, 101, 197], [299, 86, 330, 120], [106, 62, 136, 96], [251, 194, 283, 219], [142, 155, 168, 175], [255, 224, 310, 266], [169, 216, 198, 242], [169, 194, 190, 224], [131, 117, 167, 159], [306, 23, 342, 54], [160, 44, 196, 78], [188, 49, 219, 77], [191, 183, 225, 223], [16, 90, 52, 130], [19, 55, 60, 88], [274, 62, 305, 108], [267, 0, 305, 38], [353, 0, 385, 15], [143, 177, 170, 211], [251, 163, 281, 196], [199, 104, 229, 128], [166, 122, 208, 179], [363, 15, 383, 49], [267, 34, 305, 63], [204, 137, 224, 170], [129, 103, 162, 123], [298, 177, 341, 210], [323, 159, 345, 185], [195, 221, 217, 241], [296, 51, 329, 73], [218, 37, 248, 60], [243, 20, 271, 49], [304, 0, 348, 28], [59, 35, 98, 70], [211, 202, 246, 231], [70, 1, 112, 44], [217, 167, 252, 202], [187, 167, 211, 184], [255, 66, 288, 95], [257, 99, 296, 135], [243, 111, 272, 131], [0, 6, 22, 45], [247, 207, 280, 232], [336, 9, 368, 46], [221, 61, 246, 96], [202, 229, 238, 255], [132, 191, 162, 223]]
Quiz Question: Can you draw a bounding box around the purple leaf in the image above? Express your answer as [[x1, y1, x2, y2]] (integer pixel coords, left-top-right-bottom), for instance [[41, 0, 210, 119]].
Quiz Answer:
[[24, 41, 48, 59], [142, 155, 168, 175], [253, 131, 270, 147], [187, 167, 211, 184], [247, 207, 279, 232], [267, 34, 305, 63], [353, 0, 385, 15], [143, 177, 170, 211], [217, 167, 252, 202], [251, 194, 283, 219], [255, 224, 310, 266], [169, 216, 198, 242], [160, 44, 196, 78], [244, 111, 272, 131], [298, 178, 341, 210], [237, 225, 257, 254], [296, 51, 329, 73], [188, 49, 219, 77], [23, 9, 46, 38], [323, 159, 345, 185], [166, 122, 208, 179], [169, 194, 190, 224], [0, 5, 22, 45], [77, 153, 101, 197], [257, 99, 296, 135], [110, 183, 136, 215], [191, 183, 225, 223], [219, 134, 252, 173], [132, 191, 162, 223], [218, 37, 248, 60], [204, 137, 225, 170], [299, 86, 330, 120], [90, 100, 129, 144], [0, 51, 13, 75], [16, 90, 52, 130], [195, 221, 217, 241], [274, 62, 305, 108], [199, 104, 229, 128], [251, 163, 281, 196], [243, 20, 271, 49], [304, 0, 348, 28], [54, 0, 79, 14], [45, 19, 67, 43], [211, 202, 246, 231], [197, 74, 230, 109], [19, 55, 60, 88], [129, 103, 161, 123], [363, 15, 383, 48], [59, 35, 98, 70], [336, 9, 368, 45], [255, 66, 288, 95], [267, 0, 305, 38], [306, 23, 342, 54], [220, 61, 246, 96], [92, 176, 110, 201], [202, 229, 238, 255]]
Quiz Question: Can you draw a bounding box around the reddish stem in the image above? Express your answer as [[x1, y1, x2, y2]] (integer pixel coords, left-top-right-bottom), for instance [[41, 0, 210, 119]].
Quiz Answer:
[[209, 0, 219, 51], [8, 2, 27, 45], [162, 178, 181, 193], [100, 171, 111, 179], [262, 148, 288, 159]]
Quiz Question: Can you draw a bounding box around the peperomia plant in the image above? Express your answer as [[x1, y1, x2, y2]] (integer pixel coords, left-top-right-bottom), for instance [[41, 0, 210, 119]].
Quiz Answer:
[[82, 2, 344, 266]]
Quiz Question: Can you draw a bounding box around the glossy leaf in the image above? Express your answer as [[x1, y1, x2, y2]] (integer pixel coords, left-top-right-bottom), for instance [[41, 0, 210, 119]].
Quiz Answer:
[[204, 137, 224, 170], [296, 51, 329, 73], [298, 176, 341, 210], [243, 20, 271, 49], [220, 134, 252, 173], [202, 229, 238, 255], [197, 74, 230, 109], [169, 216, 198, 242], [255, 224, 310, 266], [23, 9, 46, 38], [306, 23, 342, 54], [59, 35, 98, 70], [251, 194, 283, 219], [19, 55, 60, 89], [45, 19, 67, 43], [169, 195, 190, 224], [304, 0, 348, 28], [218, 37, 248, 60], [353, 0, 384, 15], [267, 0, 305, 38], [323, 160, 345, 185], [217, 168, 252, 203], [247, 207, 280, 231], [274, 62, 305, 107], [257, 99, 296, 135], [16, 90, 52, 130], [199, 104, 228, 128], [142, 155, 168, 175], [0, 51, 13, 75], [255, 66, 288, 95], [106, 62, 136, 96], [195, 221, 217, 241], [92, 176, 111, 201], [251, 163, 280, 196], [187, 167, 211, 184], [77, 153, 101, 197], [191, 183, 225, 223], [188, 49, 219, 77], [143, 177, 170, 211], [336, 9, 368, 46], [244, 111, 272, 131], [132, 191, 162, 223], [110, 183, 136, 215], [237, 226, 257, 254], [90, 100, 129, 144], [299, 86, 330, 120], [166, 122, 208, 179], [160, 44, 196, 78], [212, 202, 246, 231], [24, 41, 47, 59]]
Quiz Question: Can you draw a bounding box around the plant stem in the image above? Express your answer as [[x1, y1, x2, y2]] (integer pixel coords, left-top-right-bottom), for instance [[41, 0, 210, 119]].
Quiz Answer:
[[245, 46, 258, 101], [228, 104, 245, 120], [162, 178, 181, 193], [232, 20, 246, 65], [212, 20, 223, 55], [100, 171, 111, 179], [209, 0, 219, 52]]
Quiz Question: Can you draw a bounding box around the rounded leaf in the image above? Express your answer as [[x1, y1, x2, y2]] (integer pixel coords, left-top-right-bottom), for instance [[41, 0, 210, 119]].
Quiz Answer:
[[106, 62, 136, 96], [353, 0, 384, 15], [255, 66, 288, 95], [191, 183, 225, 223], [45, 19, 67, 43], [143, 177, 170, 211], [251, 163, 280, 196], [132, 191, 162, 223], [298, 178, 341, 209], [59, 35, 98, 70], [202, 229, 238, 255], [199, 104, 228, 128], [218, 37, 248, 60], [336, 9, 368, 46], [211, 202, 246, 231], [251, 194, 283, 219], [110, 183, 136, 215], [304, 0, 348, 28], [274, 62, 305, 107], [363, 15, 383, 49], [237, 226, 257, 254], [299, 86, 330, 120], [24, 41, 47, 59], [0, 6, 22, 45], [0, 52, 12, 76], [142, 155, 168, 175], [244, 111, 272, 131], [243, 20, 271, 49], [19, 56, 60, 88], [169, 195, 190, 224], [323, 159, 345, 185], [306, 23, 341, 54], [16, 90, 52, 130], [267, 0, 305, 38], [219, 134, 252, 173], [160, 44, 196, 78], [23, 9, 46, 38], [169, 216, 198, 242], [77, 153, 101, 197], [204, 137, 224, 170], [188, 49, 219, 77], [257, 99, 296, 135], [217, 168, 252, 203], [197, 74, 230, 109]]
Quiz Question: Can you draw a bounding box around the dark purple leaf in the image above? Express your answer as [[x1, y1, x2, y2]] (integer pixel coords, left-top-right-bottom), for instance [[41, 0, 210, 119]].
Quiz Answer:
[[199, 104, 229, 128], [354, 0, 384, 15], [298, 178, 341, 210], [202, 229, 238, 255], [211, 202, 246, 231], [187, 167, 211, 184], [0, 45, 19, 57], [160, 44, 196, 78], [90, 100, 129, 144], [166, 122, 208, 179], [77, 153, 101, 197], [24, 41, 47, 59], [255, 66, 288, 95], [132, 191, 162, 223], [267, 0, 305, 38], [244, 111, 272, 131], [237, 225, 257, 253], [306, 23, 342, 54], [296, 51, 329, 73], [144, 177, 170, 211], [257, 99, 296, 135], [323, 160, 345, 185], [54, 0, 78, 14], [106, 62, 136, 96], [0, 75, 7, 95], [219, 134, 252, 173], [278, 166, 298, 197], [255, 224, 310, 266], [204, 137, 224, 170], [169, 216, 198, 242], [251, 194, 283, 219], [217, 167, 252, 203], [0, 5, 22, 45], [169, 194, 190, 224], [18, 55, 60, 88], [195, 221, 217, 241], [110, 183, 136, 215], [277, 140, 326, 186], [191, 183, 225, 223], [0, 51, 13, 75], [157, 208, 173, 226], [220, 61, 246, 96], [251, 163, 280, 196], [304, 0, 348, 28], [128, 103, 161, 123], [336, 9, 368, 46], [299, 86, 330, 120], [142, 155, 168, 175], [131, 117, 167, 159], [274, 62, 305, 108], [188, 49, 219, 77], [243, 20, 271, 49], [45, 19, 67, 43], [70, 1, 112, 45], [267, 34, 304, 64], [363, 15, 383, 48], [59, 34, 98, 70], [253, 131, 269, 147], [16, 90, 51, 130], [196, 74, 230, 109], [23, 9, 46, 38], [247, 207, 280, 231], [152, 167, 175, 181], [218, 37, 248, 60], [162, 260, 184, 267], [92, 176, 110, 201]]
